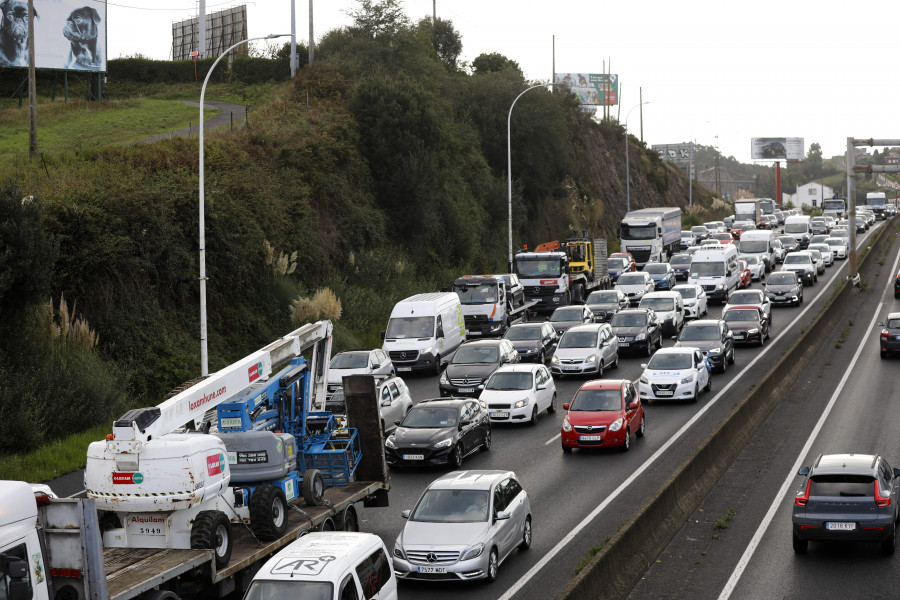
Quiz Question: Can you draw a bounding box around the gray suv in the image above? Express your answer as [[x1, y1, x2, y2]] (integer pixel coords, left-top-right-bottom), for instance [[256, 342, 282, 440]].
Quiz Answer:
[[793, 453, 900, 555]]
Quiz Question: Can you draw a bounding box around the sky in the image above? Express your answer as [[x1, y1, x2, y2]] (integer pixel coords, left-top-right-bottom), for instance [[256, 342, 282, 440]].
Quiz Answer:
[[104, 0, 900, 163]]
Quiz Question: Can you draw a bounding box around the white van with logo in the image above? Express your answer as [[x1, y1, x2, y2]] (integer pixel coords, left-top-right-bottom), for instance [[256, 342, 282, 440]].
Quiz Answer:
[[688, 245, 739, 304], [738, 230, 776, 272], [382, 292, 465, 375], [245, 532, 398, 600]]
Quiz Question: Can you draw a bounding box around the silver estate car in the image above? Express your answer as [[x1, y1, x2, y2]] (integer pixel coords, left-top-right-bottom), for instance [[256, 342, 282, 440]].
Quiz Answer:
[[393, 470, 532, 582]]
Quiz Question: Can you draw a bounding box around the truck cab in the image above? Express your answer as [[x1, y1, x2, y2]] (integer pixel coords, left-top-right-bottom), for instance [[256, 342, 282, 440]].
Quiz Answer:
[[0, 482, 46, 600], [452, 275, 511, 337], [514, 251, 570, 312]]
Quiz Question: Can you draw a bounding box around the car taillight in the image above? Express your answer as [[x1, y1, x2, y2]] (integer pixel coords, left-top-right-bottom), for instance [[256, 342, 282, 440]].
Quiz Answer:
[[882, 330, 890, 339], [795, 480, 811, 507], [875, 482, 891, 508]]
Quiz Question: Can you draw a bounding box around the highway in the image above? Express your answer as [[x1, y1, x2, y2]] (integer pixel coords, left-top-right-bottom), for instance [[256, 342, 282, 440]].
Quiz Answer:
[[627, 219, 900, 600], [354, 223, 886, 600]]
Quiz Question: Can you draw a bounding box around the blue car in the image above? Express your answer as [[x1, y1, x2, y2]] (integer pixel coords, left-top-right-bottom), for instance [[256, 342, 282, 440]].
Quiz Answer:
[[607, 257, 631, 282], [642, 262, 676, 290]]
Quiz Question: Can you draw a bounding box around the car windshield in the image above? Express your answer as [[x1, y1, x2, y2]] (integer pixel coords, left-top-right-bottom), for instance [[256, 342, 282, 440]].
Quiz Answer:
[[777, 236, 796, 246], [558, 330, 598, 348], [452, 345, 499, 364], [622, 224, 657, 240], [825, 239, 844, 247], [244, 581, 333, 600], [617, 273, 646, 285], [641, 298, 674, 311], [691, 227, 708, 235], [743, 255, 759, 265], [729, 292, 760, 304], [411, 489, 491, 523], [670, 255, 691, 266], [690, 262, 725, 278], [647, 353, 692, 370], [680, 325, 719, 342], [681, 231, 693, 238], [785, 223, 809, 233], [587, 291, 618, 303], [767, 273, 794, 285], [504, 326, 541, 341], [724, 310, 758, 323], [401, 406, 459, 428], [610, 313, 647, 327], [454, 282, 499, 305], [329, 352, 369, 369], [551, 308, 584, 322], [739, 240, 768, 253], [485, 371, 533, 391], [808, 475, 875, 497], [569, 389, 623, 411], [714, 233, 733, 241], [784, 254, 810, 265], [515, 258, 562, 278], [385, 316, 434, 339], [608, 258, 629, 270], [704, 223, 718, 230], [643, 264, 667, 274], [674, 287, 697, 299]]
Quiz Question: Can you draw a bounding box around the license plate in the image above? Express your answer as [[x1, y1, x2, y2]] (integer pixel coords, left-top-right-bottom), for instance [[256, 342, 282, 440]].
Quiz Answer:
[[619, 342, 630, 347], [563, 366, 581, 371], [655, 390, 674, 397], [736, 333, 746, 339], [467, 330, 481, 336], [580, 435, 603, 441], [417, 566, 447, 574], [490, 412, 509, 418], [458, 388, 475, 393], [402, 454, 424, 461], [397, 367, 411, 372], [826, 522, 856, 531]]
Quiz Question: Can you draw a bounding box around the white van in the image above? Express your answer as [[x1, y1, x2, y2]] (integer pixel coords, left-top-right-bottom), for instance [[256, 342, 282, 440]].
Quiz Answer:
[[688, 245, 739, 304], [382, 292, 465, 375], [738, 230, 776, 272], [783, 215, 812, 248], [639, 291, 685, 336], [245, 532, 398, 600]]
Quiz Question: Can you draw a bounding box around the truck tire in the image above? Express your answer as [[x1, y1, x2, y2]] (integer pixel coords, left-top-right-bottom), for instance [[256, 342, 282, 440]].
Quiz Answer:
[[143, 592, 181, 600], [302, 469, 326, 506], [341, 505, 359, 532], [249, 484, 288, 541], [190, 511, 233, 569], [318, 517, 336, 532]]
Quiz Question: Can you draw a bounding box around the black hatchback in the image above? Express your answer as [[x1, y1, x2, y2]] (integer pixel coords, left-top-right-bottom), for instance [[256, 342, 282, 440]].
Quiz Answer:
[[609, 308, 662, 355], [439, 339, 519, 398], [674, 319, 734, 373], [793, 453, 900, 555]]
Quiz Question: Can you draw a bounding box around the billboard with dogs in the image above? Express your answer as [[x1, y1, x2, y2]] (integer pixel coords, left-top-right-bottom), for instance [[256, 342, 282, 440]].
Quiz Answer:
[[0, 0, 106, 71]]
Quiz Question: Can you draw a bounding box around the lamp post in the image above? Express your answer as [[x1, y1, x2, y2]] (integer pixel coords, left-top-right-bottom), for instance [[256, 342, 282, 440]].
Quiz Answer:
[[508, 83, 556, 272], [198, 33, 289, 375], [624, 101, 650, 213]]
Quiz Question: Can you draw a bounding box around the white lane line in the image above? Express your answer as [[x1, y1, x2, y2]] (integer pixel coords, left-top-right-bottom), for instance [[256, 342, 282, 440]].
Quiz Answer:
[[500, 235, 870, 600], [717, 241, 900, 600], [544, 433, 561, 445]]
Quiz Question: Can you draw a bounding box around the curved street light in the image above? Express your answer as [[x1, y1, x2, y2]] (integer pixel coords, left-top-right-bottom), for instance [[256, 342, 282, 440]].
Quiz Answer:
[[198, 33, 291, 375], [624, 101, 651, 213], [508, 83, 557, 272]]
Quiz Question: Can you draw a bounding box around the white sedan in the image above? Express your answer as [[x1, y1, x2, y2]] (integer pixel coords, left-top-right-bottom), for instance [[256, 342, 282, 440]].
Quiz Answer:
[[672, 284, 708, 320], [824, 237, 848, 259], [480, 364, 557, 425], [808, 243, 834, 267], [639, 347, 710, 403]]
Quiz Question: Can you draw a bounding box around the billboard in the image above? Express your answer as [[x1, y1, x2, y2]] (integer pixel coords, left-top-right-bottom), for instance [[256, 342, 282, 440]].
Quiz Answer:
[[172, 6, 248, 62], [0, 0, 107, 71], [555, 73, 618, 106], [751, 137, 804, 161], [653, 143, 695, 178]]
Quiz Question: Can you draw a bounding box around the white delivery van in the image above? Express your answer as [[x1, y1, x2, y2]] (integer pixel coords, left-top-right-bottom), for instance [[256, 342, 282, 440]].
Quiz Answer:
[[688, 245, 739, 304], [738, 230, 776, 272], [382, 292, 465, 375], [639, 291, 685, 336], [783, 215, 812, 248], [244, 532, 398, 600]]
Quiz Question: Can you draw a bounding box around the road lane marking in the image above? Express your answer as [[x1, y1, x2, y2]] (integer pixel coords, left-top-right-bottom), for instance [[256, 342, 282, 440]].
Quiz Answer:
[[717, 243, 900, 600], [500, 230, 875, 600]]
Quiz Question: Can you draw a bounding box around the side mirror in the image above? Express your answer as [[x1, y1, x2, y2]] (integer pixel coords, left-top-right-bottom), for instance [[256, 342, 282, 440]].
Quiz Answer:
[[401, 510, 411, 519], [640, 363, 648, 369], [797, 467, 810, 476], [382, 399, 392, 407], [372, 362, 381, 369], [628, 401, 640, 410], [562, 403, 570, 410], [394, 419, 401, 426], [878, 322, 885, 327], [459, 420, 472, 429], [495, 510, 511, 522], [537, 383, 547, 390]]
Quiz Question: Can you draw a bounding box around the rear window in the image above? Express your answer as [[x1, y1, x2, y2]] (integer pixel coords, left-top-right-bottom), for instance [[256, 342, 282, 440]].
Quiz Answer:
[[809, 474, 874, 497]]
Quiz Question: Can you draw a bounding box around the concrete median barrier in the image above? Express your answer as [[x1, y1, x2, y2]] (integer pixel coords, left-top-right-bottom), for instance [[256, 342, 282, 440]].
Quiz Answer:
[[557, 218, 900, 600]]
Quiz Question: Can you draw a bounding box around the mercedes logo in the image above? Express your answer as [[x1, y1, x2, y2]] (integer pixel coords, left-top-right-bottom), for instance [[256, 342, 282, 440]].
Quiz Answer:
[[400, 352, 407, 359], [426, 552, 438, 563]]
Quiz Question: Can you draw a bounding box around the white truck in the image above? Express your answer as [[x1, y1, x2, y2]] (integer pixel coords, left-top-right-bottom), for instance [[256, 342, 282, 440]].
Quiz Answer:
[[733, 199, 762, 225], [619, 207, 682, 266], [451, 274, 536, 336]]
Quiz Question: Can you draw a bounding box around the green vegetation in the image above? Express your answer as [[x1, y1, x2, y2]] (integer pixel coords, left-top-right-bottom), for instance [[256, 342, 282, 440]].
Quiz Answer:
[[574, 543, 605, 574], [0, 425, 110, 482], [714, 508, 736, 531], [835, 320, 853, 349]]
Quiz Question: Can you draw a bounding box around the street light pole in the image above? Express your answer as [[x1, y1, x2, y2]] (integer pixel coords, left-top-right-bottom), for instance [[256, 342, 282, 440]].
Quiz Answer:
[[508, 83, 555, 272], [198, 33, 289, 375], [624, 101, 650, 213]]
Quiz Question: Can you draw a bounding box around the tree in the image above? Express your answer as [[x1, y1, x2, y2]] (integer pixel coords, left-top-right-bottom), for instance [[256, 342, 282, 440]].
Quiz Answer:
[[417, 17, 462, 71], [345, 0, 409, 38], [804, 142, 823, 179], [472, 52, 522, 76]]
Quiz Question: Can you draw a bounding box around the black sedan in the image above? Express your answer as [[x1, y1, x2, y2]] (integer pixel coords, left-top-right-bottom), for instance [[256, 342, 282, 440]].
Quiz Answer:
[[585, 290, 629, 323], [384, 398, 491, 469], [674, 319, 735, 373], [609, 308, 662, 356], [438, 339, 519, 398], [895, 271, 900, 298], [764, 271, 803, 307], [722, 306, 770, 346], [878, 313, 900, 359], [503, 322, 558, 363]]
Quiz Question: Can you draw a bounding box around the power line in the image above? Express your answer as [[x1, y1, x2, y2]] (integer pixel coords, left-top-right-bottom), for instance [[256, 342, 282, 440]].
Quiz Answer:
[[83, 0, 241, 12]]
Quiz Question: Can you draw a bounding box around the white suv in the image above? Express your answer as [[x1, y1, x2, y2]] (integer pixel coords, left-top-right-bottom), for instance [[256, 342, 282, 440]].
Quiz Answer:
[[639, 347, 710, 403], [782, 251, 817, 286]]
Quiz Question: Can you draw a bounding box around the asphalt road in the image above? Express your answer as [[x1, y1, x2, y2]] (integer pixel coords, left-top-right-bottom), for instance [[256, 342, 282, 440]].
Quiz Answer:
[[627, 219, 899, 600]]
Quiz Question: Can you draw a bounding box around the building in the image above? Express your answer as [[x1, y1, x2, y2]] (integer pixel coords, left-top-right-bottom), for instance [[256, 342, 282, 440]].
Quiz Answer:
[[786, 182, 834, 209]]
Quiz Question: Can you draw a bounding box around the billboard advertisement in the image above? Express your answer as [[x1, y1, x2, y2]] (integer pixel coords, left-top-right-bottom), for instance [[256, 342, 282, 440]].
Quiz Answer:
[[172, 6, 248, 62], [0, 0, 107, 71], [555, 73, 618, 106], [751, 137, 804, 161], [652, 143, 694, 178]]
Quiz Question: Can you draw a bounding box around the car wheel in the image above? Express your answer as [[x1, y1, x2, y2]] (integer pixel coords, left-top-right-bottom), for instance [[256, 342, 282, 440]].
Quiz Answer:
[[597, 360, 604, 378], [449, 444, 463, 470], [728, 348, 735, 365], [705, 375, 712, 392], [433, 355, 442, 377], [719, 357, 727, 374], [529, 406, 538, 426], [547, 392, 557, 414], [656, 335, 663, 350], [482, 427, 492, 451], [621, 428, 631, 452], [646, 342, 653, 357], [882, 349, 887, 359], [636, 413, 646, 438], [612, 354, 619, 369], [792, 533, 808, 554], [562, 443, 572, 453], [759, 333, 765, 347], [519, 516, 533, 551], [487, 547, 499, 582], [538, 349, 545, 364], [883, 525, 897, 555], [692, 384, 699, 403]]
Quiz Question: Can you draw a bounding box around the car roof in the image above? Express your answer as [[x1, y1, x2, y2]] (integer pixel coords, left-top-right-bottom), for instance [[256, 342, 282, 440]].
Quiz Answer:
[[653, 347, 697, 356], [683, 319, 723, 327], [642, 291, 680, 299], [334, 350, 372, 356], [493, 363, 543, 374], [567, 323, 604, 333], [430, 470, 516, 490], [724, 305, 761, 313], [813, 453, 877, 475], [416, 398, 471, 408], [578, 379, 629, 391], [460, 339, 506, 347], [672, 283, 701, 290], [615, 308, 651, 315], [508, 322, 543, 330], [887, 312, 900, 320]]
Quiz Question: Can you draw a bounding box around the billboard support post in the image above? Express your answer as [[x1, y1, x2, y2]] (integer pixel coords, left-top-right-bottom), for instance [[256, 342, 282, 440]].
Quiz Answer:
[[27, 0, 37, 158], [775, 162, 781, 208]]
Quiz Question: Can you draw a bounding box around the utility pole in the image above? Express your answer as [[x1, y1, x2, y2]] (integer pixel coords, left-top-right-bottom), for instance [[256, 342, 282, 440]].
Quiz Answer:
[[714, 135, 722, 195], [308, 0, 314, 66], [433, 0, 436, 22], [290, 0, 297, 76], [199, 0, 206, 58], [27, 0, 36, 159], [639, 87, 643, 143]]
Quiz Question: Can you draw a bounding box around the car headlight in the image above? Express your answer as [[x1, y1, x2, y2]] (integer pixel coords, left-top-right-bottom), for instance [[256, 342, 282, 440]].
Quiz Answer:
[[421, 346, 433, 356], [551, 355, 560, 364], [460, 543, 484, 561], [586, 354, 598, 363], [640, 376, 649, 384], [514, 399, 526, 408], [708, 348, 721, 354], [562, 417, 572, 431], [635, 333, 646, 341], [440, 371, 449, 384], [479, 400, 486, 409], [609, 418, 624, 432], [681, 374, 694, 384], [393, 540, 405, 560], [385, 436, 396, 449], [717, 284, 725, 290], [748, 328, 759, 334], [434, 438, 453, 449]]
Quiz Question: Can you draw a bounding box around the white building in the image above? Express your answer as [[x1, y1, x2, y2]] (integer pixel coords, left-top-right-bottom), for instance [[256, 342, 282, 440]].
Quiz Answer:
[[786, 182, 835, 209]]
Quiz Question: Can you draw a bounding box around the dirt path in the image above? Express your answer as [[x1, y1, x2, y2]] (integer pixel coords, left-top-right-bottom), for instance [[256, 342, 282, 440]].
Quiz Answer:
[[139, 100, 249, 144]]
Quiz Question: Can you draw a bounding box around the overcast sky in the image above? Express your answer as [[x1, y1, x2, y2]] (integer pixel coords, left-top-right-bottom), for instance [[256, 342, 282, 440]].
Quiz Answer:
[[106, 0, 898, 163]]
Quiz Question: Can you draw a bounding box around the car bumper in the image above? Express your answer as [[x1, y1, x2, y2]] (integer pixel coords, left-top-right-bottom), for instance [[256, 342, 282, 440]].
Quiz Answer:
[[551, 361, 602, 376], [653, 280, 672, 290], [701, 351, 725, 369], [639, 381, 697, 401], [464, 322, 505, 337], [881, 336, 900, 352], [615, 339, 652, 354], [385, 446, 453, 467], [485, 403, 534, 423], [394, 551, 492, 581], [732, 330, 763, 344], [561, 428, 628, 449], [516, 349, 545, 362], [683, 304, 701, 318], [792, 520, 894, 543], [393, 353, 441, 373], [769, 293, 800, 305], [439, 383, 482, 398]]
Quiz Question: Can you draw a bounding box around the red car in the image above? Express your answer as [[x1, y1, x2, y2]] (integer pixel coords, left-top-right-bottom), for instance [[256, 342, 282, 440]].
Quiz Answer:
[[712, 233, 734, 245], [561, 379, 645, 452], [737, 260, 752, 288], [730, 222, 755, 240], [609, 252, 636, 272]]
